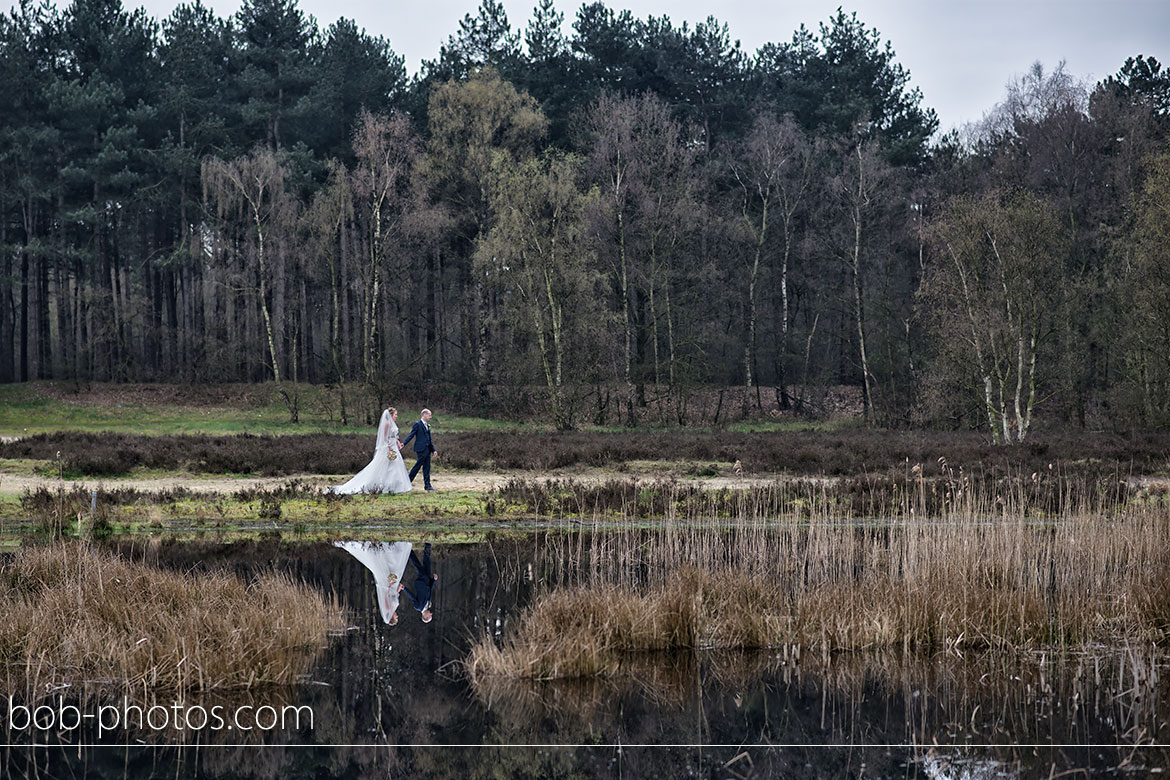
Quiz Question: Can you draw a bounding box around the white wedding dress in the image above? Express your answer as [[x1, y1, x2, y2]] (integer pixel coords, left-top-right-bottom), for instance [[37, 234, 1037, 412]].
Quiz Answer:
[[328, 409, 412, 494], [334, 541, 413, 624]]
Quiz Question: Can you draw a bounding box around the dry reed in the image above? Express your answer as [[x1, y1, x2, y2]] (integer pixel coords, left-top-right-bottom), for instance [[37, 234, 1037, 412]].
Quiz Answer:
[[0, 542, 344, 701], [467, 476, 1170, 680]]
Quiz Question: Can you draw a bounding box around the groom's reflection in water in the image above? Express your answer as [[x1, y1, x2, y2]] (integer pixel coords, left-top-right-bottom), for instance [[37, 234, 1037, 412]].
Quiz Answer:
[[399, 542, 438, 622]]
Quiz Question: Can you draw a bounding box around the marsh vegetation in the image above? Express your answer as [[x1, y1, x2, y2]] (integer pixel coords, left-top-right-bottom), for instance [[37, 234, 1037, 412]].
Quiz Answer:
[[0, 543, 344, 702], [0, 536, 1164, 777], [468, 477, 1170, 681]]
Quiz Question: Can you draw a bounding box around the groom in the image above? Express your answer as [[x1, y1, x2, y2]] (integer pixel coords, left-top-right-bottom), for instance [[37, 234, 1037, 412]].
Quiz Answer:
[[402, 408, 436, 491]]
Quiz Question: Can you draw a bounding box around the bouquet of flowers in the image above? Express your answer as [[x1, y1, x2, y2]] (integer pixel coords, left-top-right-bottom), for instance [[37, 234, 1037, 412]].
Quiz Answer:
[[387, 447, 398, 461]]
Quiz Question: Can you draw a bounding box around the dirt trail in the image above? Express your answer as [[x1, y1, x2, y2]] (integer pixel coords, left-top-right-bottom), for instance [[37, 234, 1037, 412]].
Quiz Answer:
[[6, 465, 1162, 497]]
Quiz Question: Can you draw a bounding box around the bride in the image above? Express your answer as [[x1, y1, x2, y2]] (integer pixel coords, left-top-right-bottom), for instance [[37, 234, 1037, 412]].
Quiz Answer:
[[327, 408, 412, 494]]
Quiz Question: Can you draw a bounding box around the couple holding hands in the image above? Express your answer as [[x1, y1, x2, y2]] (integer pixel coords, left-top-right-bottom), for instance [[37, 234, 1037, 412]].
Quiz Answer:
[[328, 408, 438, 495]]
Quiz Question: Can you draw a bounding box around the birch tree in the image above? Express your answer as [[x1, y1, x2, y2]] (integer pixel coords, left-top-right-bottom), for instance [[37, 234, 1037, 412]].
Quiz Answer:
[[579, 93, 686, 424], [730, 113, 813, 411], [423, 67, 547, 394], [825, 136, 891, 423], [638, 104, 699, 424], [478, 151, 600, 429], [202, 147, 292, 384], [1119, 148, 1170, 424], [304, 159, 353, 421], [922, 190, 1065, 443], [350, 110, 418, 385], [581, 93, 638, 423]]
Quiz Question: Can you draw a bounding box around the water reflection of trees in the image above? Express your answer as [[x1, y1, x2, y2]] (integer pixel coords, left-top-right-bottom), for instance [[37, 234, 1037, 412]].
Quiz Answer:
[[4, 539, 1166, 779], [471, 646, 1168, 774]]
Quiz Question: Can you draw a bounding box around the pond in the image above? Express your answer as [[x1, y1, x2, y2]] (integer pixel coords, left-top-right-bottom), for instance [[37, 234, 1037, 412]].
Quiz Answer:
[[3, 537, 1167, 779]]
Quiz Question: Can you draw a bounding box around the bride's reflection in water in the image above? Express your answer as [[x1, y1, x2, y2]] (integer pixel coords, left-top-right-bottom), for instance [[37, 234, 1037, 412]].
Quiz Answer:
[[334, 541, 413, 626]]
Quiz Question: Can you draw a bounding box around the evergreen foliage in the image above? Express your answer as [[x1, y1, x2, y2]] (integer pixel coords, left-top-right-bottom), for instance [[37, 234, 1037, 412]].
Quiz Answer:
[[1, 0, 1166, 431]]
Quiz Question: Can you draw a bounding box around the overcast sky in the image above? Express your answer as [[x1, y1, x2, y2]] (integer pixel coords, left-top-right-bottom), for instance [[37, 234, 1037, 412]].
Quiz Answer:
[[16, 0, 1170, 134]]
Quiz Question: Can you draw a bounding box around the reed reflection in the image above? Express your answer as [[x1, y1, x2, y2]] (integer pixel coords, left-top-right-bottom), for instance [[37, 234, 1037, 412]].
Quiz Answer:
[[4, 538, 1165, 779], [470, 645, 1168, 773]]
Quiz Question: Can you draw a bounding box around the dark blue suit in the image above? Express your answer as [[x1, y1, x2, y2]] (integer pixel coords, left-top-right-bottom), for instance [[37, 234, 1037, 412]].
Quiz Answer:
[[401, 544, 436, 612], [402, 419, 435, 489]]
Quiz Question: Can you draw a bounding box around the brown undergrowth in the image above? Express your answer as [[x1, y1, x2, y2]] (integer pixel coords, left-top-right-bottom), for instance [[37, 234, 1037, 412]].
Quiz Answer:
[[5, 429, 1169, 479], [0, 543, 344, 700], [467, 482, 1170, 681]]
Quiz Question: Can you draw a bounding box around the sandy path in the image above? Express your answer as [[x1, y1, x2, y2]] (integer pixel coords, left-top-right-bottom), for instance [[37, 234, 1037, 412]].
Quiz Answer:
[[4, 469, 1160, 496], [0, 472, 497, 494]]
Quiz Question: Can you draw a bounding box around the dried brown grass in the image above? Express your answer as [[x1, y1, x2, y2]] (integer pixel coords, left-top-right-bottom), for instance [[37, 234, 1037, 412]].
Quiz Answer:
[[0, 543, 344, 700], [466, 574, 703, 680], [467, 482, 1170, 680]]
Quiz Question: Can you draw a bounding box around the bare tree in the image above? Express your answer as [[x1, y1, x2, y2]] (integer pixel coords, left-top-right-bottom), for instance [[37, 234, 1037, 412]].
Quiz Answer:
[[731, 113, 813, 411], [202, 147, 292, 385], [625, 97, 699, 423], [350, 111, 419, 386], [821, 135, 894, 424], [304, 159, 353, 422], [922, 190, 1065, 443], [580, 93, 694, 424], [479, 151, 601, 428], [1120, 149, 1170, 424], [581, 93, 638, 424]]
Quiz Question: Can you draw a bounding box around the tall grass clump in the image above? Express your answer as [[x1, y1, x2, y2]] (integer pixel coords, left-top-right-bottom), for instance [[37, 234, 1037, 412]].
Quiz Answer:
[[0, 543, 344, 701], [468, 475, 1170, 681]]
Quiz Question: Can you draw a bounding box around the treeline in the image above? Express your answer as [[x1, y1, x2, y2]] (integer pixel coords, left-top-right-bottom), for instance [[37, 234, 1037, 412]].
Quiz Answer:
[[2, 0, 1168, 434]]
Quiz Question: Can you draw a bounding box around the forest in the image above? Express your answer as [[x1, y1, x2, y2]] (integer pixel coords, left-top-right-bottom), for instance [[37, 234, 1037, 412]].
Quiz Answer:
[[2, 0, 1168, 435]]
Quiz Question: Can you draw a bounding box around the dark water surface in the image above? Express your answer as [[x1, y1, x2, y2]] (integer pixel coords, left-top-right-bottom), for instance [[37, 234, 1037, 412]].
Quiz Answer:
[[3, 537, 1167, 779]]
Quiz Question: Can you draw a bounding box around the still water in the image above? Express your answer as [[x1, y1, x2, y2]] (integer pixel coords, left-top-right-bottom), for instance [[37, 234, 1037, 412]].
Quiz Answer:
[[3, 537, 1167, 778]]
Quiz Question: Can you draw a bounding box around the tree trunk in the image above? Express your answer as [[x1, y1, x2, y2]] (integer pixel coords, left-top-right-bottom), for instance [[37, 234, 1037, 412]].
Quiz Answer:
[[38, 253, 51, 379], [476, 279, 489, 401], [618, 208, 634, 425], [18, 237, 29, 382], [532, 275, 562, 430], [365, 191, 384, 385], [255, 214, 281, 383], [649, 245, 661, 418], [52, 261, 66, 378], [851, 145, 873, 423], [776, 224, 792, 409], [0, 183, 10, 382], [744, 208, 765, 414]]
